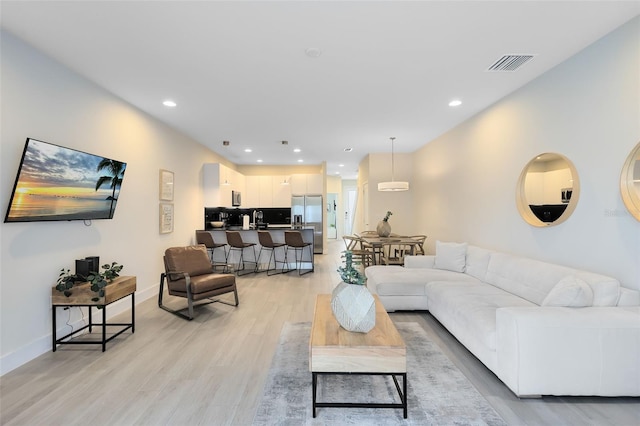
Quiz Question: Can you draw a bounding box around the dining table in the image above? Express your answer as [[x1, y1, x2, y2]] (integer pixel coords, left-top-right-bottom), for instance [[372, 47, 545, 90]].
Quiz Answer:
[[359, 235, 421, 265]]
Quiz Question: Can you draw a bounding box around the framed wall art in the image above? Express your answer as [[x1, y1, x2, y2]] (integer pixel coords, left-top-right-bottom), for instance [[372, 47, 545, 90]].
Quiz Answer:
[[159, 169, 174, 201], [160, 203, 174, 234]]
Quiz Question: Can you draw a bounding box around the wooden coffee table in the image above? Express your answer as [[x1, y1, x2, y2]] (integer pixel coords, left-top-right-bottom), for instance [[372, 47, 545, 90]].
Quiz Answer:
[[309, 294, 407, 418]]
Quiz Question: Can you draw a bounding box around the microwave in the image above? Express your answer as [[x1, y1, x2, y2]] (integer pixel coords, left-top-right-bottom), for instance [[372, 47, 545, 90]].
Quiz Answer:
[[232, 190, 241, 206]]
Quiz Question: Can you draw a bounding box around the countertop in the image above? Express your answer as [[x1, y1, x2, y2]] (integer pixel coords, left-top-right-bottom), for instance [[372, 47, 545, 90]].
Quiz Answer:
[[207, 225, 314, 231]]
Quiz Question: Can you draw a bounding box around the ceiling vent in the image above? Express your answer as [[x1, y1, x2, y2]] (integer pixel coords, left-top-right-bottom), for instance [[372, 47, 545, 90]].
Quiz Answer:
[[487, 54, 535, 72]]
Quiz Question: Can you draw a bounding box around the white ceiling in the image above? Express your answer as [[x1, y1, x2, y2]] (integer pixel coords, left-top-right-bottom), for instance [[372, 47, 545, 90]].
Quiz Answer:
[[2, 1, 638, 179]]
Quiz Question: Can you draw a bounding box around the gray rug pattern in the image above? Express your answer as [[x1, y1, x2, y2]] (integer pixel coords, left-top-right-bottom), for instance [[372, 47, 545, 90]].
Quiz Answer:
[[253, 321, 507, 425]]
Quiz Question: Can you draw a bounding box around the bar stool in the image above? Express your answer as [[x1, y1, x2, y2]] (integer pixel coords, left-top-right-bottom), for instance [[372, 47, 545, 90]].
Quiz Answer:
[[195, 230, 229, 272], [225, 231, 258, 276], [257, 231, 289, 275], [284, 231, 314, 275]]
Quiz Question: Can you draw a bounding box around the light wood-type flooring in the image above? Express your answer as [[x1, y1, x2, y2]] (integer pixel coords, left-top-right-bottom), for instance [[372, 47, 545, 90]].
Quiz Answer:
[[1, 240, 638, 425]]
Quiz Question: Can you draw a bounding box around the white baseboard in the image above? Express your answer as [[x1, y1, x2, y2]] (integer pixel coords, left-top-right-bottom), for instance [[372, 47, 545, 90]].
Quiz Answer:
[[0, 285, 157, 376]]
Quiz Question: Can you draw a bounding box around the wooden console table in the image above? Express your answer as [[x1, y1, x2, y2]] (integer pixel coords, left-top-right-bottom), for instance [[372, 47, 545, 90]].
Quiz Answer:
[[51, 275, 136, 352]]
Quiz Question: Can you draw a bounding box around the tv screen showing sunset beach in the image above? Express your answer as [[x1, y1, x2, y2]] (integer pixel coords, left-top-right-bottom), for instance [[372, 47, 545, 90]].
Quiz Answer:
[[4, 138, 127, 222]]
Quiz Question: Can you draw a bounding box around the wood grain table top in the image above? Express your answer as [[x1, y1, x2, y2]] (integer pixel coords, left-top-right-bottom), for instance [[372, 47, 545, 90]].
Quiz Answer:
[[309, 294, 406, 373]]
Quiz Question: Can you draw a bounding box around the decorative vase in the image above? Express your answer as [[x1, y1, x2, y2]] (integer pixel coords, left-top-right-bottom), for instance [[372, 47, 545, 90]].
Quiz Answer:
[[376, 220, 391, 237], [330, 282, 376, 333]]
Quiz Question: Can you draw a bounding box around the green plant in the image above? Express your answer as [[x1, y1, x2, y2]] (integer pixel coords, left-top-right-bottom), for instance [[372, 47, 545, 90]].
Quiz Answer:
[[55, 269, 86, 297], [383, 211, 393, 222], [55, 262, 123, 301], [337, 251, 366, 285], [87, 262, 123, 301]]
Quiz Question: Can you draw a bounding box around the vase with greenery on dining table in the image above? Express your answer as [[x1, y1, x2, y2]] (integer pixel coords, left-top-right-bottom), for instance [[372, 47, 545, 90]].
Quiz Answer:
[[376, 210, 393, 237]]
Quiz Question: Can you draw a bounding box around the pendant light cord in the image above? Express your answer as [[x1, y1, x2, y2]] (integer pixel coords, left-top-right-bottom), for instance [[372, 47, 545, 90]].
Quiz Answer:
[[390, 137, 396, 182]]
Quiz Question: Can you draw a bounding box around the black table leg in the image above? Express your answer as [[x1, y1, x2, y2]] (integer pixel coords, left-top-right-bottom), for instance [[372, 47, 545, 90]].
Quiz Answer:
[[102, 305, 107, 352], [52, 306, 57, 352], [312, 372, 317, 418]]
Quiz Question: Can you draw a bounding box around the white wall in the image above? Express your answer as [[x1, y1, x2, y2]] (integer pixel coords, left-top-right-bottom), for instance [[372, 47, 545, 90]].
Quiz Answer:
[[356, 153, 414, 237], [0, 31, 226, 374], [412, 17, 640, 290]]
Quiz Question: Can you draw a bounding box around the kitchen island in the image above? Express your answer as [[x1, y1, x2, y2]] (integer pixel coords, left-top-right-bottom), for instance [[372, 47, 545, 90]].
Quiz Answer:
[[200, 227, 315, 271]]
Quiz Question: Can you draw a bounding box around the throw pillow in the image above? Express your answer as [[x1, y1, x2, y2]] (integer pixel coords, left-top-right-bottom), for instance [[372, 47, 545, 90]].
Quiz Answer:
[[434, 241, 468, 273], [542, 275, 594, 307]]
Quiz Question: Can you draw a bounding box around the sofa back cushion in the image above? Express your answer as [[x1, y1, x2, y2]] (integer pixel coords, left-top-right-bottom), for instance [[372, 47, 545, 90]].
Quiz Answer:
[[484, 252, 620, 306], [574, 270, 621, 306], [542, 276, 594, 307], [434, 241, 467, 272], [465, 245, 492, 282]]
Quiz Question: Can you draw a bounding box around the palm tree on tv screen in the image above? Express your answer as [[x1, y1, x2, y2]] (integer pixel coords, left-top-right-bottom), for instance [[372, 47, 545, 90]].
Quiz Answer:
[[95, 159, 125, 218]]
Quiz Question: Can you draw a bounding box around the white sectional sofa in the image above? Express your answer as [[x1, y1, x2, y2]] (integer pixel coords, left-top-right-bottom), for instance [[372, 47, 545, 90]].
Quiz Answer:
[[365, 242, 640, 397]]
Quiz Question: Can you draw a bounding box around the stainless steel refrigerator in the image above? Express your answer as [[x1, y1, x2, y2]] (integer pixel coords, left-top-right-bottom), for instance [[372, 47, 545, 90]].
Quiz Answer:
[[291, 195, 323, 254]]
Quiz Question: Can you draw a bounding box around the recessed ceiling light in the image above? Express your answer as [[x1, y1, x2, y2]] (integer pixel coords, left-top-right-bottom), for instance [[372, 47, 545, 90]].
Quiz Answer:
[[297, 159, 304, 163], [163, 100, 177, 107], [335, 171, 340, 175], [293, 148, 301, 153], [339, 164, 344, 167], [448, 99, 462, 107], [257, 159, 263, 163], [344, 148, 353, 152], [244, 148, 252, 153], [305, 47, 322, 58]]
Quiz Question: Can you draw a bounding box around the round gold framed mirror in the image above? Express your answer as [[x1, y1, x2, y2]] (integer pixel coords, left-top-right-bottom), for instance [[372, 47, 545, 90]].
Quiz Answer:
[[620, 142, 640, 222], [516, 153, 580, 227]]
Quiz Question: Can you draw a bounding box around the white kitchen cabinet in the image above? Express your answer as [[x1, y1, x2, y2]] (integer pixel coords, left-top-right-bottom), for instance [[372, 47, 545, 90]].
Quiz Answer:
[[272, 176, 292, 207], [244, 176, 261, 207], [291, 173, 323, 195], [203, 163, 245, 207]]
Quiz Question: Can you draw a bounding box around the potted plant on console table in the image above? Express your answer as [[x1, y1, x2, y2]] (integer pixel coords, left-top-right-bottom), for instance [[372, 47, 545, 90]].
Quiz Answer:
[[330, 251, 376, 333], [52, 262, 130, 305]]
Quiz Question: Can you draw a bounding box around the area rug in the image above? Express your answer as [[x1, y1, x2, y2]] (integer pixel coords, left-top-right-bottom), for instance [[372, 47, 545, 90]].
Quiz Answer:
[[253, 322, 507, 425]]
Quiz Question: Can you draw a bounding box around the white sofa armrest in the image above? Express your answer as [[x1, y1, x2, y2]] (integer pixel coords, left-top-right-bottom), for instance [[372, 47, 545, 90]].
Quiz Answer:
[[404, 255, 435, 268], [496, 306, 640, 397]]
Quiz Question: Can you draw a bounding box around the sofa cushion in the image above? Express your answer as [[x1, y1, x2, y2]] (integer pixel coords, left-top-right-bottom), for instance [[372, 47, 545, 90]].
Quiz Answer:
[[484, 252, 568, 304], [574, 271, 621, 307], [542, 276, 594, 307], [484, 252, 621, 306], [434, 241, 467, 272], [365, 265, 480, 296], [426, 281, 536, 353], [465, 245, 492, 282]]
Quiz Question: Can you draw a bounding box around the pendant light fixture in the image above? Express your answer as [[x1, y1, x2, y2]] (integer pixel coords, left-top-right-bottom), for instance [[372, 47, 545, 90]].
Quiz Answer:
[[378, 137, 409, 191]]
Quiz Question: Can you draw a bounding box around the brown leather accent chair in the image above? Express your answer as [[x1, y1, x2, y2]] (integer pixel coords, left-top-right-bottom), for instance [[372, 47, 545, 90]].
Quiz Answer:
[[159, 245, 238, 320]]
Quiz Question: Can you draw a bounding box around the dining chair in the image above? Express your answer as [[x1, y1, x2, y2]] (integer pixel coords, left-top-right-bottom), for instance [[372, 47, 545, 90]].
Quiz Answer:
[[380, 241, 413, 265], [409, 235, 427, 255], [342, 235, 374, 268]]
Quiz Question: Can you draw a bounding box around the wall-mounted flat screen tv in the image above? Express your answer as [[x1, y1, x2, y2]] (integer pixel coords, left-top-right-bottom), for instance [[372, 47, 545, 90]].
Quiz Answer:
[[4, 138, 127, 223]]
